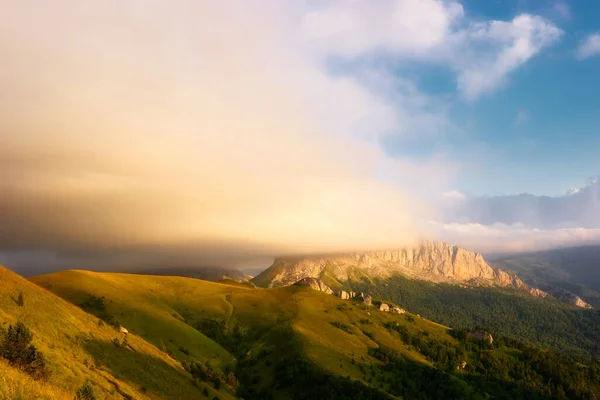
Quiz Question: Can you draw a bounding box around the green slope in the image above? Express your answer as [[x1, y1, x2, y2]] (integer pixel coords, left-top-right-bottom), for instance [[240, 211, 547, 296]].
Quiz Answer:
[[0, 265, 235, 400], [32, 269, 239, 370], [30, 269, 600, 399], [350, 275, 600, 358]]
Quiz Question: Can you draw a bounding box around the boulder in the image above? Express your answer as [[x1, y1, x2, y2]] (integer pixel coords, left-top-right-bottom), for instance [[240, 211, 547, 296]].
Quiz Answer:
[[363, 295, 372, 306], [391, 307, 405, 314], [379, 303, 390, 312], [293, 277, 333, 294], [468, 330, 493, 344]]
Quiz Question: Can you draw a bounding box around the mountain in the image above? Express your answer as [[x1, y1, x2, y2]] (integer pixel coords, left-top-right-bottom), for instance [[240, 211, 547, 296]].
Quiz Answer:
[[0, 265, 236, 400], [253, 242, 600, 359], [253, 241, 545, 297], [489, 244, 600, 307], [28, 269, 600, 399]]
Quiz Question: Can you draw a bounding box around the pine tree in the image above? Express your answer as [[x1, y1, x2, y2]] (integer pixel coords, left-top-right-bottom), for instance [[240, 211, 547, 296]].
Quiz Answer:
[[0, 322, 48, 379]]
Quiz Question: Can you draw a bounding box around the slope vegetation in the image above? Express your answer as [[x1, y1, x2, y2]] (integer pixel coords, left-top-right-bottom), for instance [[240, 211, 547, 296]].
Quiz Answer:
[[0, 265, 235, 400], [32, 269, 600, 399]]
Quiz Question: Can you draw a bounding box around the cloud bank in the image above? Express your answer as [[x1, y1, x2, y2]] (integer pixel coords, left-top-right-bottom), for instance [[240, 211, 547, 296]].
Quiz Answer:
[[0, 1, 564, 271], [438, 179, 600, 253]]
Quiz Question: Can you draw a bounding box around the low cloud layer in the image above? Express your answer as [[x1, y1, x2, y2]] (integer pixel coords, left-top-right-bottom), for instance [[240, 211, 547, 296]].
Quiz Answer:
[[0, 1, 567, 272], [438, 179, 600, 253]]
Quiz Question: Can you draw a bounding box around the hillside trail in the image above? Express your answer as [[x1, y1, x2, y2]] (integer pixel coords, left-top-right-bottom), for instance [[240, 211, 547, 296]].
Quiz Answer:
[[224, 294, 235, 327]]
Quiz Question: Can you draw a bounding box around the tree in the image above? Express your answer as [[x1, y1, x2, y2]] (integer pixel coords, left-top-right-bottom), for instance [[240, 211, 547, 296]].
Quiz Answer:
[[0, 322, 48, 379], [16, 291, 25, 307]]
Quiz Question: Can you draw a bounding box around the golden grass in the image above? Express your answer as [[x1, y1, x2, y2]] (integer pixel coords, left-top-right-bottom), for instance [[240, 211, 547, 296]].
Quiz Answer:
[[29, 268, 465, 398], [0, 359, 72, 400], [2, 266, 237, 399]]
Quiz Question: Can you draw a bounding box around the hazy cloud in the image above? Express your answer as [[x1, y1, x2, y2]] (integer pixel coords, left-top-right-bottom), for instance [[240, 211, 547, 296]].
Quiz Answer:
[[552, 1, 572, 20], [1, 0, 465, 271], [516, 110, 529, 125], [0, 1, 570, 272], [577, 33, 600, 60]]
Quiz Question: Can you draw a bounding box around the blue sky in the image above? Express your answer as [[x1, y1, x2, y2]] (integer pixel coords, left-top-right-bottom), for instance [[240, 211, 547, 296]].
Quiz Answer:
[[382, 0, 600, 196]]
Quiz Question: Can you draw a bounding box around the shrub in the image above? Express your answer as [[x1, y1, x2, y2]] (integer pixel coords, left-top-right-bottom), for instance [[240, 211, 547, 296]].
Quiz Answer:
[[226, 371, 238, 387], [330, 321, 352, 334], [16, 291, 25, 307], [0, 322, 48, 380], [179, 346, 190, 355], [202, 386, 209, 396], [74, 380, 96, 400]]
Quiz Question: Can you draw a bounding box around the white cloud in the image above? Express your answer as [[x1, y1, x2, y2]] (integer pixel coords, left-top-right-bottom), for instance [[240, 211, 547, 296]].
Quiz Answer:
[[455, 15, 562, 99], [435, 179, 600, 253], [301, 0, 464, 57], [437, 222, 600, 254], [442, 190, 466, 199], [576, 33, 600, 60], [301, 2, 562, 100]]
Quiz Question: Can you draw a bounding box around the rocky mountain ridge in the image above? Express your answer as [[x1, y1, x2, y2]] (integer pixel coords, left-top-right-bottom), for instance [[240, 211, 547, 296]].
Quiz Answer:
[[546, 288, 592, 309], [253, 241, 546, 297]]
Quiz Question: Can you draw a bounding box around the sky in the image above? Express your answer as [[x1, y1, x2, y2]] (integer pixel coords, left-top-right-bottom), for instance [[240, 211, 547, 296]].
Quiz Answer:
[[1, 0, 600, 274]]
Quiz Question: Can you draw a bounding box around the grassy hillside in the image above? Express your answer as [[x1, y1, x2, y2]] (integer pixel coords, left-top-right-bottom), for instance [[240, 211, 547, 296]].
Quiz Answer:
[[31, 269, 600, 399], [0, 265, 235, 400], [33, 270, 426, 396], [32, 270, 239, 371], [0, 358, 72, 400]]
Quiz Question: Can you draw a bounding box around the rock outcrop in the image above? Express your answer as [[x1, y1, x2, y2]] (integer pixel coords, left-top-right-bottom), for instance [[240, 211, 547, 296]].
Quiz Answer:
[[468, 330, 493, 344], [253, 241, 546, 297], [363, 295, 373, 306], [547, 288, 592, 309], [379, 303, 390, 312], [293, 277, 333, 294], [339, 290, 350, 299]]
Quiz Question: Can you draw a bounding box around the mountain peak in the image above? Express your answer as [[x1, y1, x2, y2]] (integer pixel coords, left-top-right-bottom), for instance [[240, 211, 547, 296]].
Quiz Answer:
[[254, 241, 545, 297]]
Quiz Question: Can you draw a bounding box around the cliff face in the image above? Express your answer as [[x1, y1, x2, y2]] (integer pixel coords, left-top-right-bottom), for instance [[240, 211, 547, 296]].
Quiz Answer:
[[253, 241, 546, 297]]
